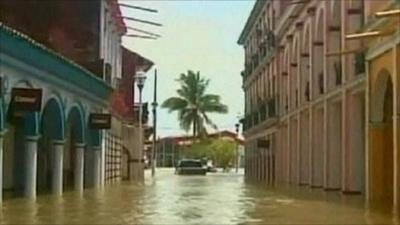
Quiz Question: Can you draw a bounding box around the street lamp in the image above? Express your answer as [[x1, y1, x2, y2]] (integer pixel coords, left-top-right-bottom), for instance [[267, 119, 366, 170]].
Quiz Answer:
[[151, 69, 158, 177], [135, 70, 146, 179], [235, 123, 240, 173]]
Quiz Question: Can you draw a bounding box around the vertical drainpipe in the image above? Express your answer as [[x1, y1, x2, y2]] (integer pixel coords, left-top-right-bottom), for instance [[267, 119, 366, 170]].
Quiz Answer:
[[322, 2, 329, 189], [365, 51, 370, 202], [392, 41, 399, 208]]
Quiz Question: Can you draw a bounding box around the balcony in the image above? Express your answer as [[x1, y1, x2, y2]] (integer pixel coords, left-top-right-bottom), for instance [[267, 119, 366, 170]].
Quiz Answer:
[[242, 97, 278, 133], [241, 30, 276, 82]]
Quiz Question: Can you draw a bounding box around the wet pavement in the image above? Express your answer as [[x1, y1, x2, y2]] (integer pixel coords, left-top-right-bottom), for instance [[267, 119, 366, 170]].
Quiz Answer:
[[0, 168, 398, 224]]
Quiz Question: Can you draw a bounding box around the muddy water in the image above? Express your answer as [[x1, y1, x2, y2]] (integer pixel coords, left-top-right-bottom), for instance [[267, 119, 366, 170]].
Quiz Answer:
[[0, 169, 398, 224]]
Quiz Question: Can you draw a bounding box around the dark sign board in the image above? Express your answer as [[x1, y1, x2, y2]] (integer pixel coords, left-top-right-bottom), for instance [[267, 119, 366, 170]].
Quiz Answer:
[[257, 139, 270, 148], [89, 113, 111, 129], [11, 88, 43, 112]]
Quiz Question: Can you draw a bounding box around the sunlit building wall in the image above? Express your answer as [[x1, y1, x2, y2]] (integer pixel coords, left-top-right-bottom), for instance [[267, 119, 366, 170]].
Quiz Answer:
[[238, 0, 400, 209]]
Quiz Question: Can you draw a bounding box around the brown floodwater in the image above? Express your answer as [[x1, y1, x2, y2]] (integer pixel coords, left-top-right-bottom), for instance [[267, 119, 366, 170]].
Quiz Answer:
[[0, 168, 398, 224]]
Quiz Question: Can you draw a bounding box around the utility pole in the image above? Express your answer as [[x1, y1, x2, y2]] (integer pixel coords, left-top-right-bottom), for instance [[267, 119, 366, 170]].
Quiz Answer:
[[134, 72, 146, 180], [151, 69, 158, 177], [235, 123, 240, 173]]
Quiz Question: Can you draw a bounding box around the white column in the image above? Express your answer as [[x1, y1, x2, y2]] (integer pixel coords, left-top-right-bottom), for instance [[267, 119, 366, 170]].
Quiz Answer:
[[0, 133, 3, 203], [52, 140, 64, 195], [74, 143, 85, 192], [93, 147, 101, 188], [24, 136, 39, 199]]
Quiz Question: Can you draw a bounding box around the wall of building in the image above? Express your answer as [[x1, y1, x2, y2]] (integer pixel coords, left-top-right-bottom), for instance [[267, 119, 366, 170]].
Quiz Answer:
[[239, 0, 373, 196]]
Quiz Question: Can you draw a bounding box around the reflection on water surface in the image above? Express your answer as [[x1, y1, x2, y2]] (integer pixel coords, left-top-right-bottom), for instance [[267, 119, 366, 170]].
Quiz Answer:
[[0, 169, 398, 224]]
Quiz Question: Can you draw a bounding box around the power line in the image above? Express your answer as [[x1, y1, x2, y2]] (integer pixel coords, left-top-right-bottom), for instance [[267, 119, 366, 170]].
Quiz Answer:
[[119, 3, 158, 13], [120, 16, 162, 27], [126, 26, 161, 38]]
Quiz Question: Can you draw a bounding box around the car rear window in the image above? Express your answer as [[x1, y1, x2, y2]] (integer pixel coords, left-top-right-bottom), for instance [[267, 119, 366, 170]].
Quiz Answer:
[[179, 161, 202, 167]]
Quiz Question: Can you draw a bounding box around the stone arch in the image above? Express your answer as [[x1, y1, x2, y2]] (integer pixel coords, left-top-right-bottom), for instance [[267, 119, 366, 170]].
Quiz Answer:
[[282, 45, 290, 112], [40, 97, 65, 140], [301, 23, 311, 103], [37, 97, 65, 194], [371, 69, 393, 122], [327, 0, 342, 90], [315, 8, 325, 42], [368, 68, 394, 204], [66, 104, 85, 144], [313, 8, 325, 96], [330, 0, 341, 27], [63, 104, 86, 191], [291, 36, 300, 108], [302, 22, 311, 51]]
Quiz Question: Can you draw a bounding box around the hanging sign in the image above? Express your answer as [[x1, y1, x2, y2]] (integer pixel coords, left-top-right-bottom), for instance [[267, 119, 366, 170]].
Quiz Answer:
[[89, 113, 111, 129], [11, 88, 43, 112]]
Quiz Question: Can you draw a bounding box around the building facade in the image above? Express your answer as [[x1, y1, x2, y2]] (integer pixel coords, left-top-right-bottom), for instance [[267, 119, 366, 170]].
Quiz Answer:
[[0, 0, 153, 201], [238, 0, 399, 208]]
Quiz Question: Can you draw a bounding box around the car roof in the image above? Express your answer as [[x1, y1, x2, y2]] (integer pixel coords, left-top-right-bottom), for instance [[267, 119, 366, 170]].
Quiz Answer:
[[179, 159, 201, 162]]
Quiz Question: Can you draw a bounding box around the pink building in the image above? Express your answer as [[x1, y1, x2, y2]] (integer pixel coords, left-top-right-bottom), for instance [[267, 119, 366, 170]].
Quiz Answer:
[[238, 0, 368, 194]]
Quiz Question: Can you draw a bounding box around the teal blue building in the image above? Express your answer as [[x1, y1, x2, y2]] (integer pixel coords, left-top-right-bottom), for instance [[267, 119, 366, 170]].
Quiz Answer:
[[0, 22, 111, 201]]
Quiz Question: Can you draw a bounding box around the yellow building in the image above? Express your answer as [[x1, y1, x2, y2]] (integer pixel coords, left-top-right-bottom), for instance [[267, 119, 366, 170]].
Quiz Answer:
[[359, 1, 400, 207]]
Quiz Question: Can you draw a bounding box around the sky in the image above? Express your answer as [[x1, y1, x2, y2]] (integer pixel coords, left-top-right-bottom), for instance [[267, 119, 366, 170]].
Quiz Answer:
[[121, 0, 255, 138]]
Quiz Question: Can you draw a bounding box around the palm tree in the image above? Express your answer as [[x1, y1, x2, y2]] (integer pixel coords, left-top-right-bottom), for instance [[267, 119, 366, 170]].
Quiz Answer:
[[162, 70, 228, 138]]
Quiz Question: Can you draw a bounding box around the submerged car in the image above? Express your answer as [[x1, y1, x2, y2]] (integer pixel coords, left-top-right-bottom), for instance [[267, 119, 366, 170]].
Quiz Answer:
[[175, 159, 207, 175]]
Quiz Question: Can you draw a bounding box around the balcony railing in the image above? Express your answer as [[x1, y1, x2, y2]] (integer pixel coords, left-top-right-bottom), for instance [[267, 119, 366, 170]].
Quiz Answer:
[[242, 30, 276, 81], [242, 97, 278, 132]]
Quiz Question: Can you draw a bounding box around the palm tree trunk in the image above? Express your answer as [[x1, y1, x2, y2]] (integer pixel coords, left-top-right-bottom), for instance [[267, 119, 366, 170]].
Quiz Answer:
[[193, 118, 197, 138]]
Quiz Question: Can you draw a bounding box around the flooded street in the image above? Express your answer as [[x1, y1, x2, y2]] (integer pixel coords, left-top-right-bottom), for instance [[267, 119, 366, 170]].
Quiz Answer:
[[0, 169, 398, 224]]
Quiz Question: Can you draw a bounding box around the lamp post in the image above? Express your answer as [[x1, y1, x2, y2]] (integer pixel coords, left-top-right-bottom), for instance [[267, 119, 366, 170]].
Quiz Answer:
[[151, 69, 158, 177], [135, 71, 146, 179], [235, 123, 240, 173]]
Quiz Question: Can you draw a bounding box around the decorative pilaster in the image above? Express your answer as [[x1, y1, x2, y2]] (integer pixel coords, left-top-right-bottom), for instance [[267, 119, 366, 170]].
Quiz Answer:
[[74, 143, 85, 192], [24, 135, 40, 199], [52, 140, 64, 195]]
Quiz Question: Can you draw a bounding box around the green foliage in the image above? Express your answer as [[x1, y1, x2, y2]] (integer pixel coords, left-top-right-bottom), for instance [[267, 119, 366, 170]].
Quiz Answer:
[[161, 70, 228, 137], [182, 138, 236, 170], [182, 138, 212, 159], [209, 139, 236, 170]]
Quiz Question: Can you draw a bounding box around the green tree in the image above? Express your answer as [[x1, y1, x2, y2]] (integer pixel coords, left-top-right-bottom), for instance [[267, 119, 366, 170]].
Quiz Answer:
[[182, 139, 212, 159], [181, 138, 236, 171], [210, 139, 236, 171], [162, 70, 228, 138]]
